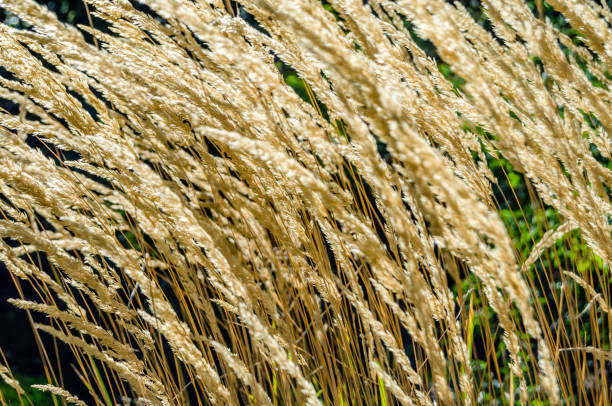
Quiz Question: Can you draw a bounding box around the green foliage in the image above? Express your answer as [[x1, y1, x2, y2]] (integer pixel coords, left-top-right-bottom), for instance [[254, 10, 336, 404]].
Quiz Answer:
[[0, 375, 55, 406]]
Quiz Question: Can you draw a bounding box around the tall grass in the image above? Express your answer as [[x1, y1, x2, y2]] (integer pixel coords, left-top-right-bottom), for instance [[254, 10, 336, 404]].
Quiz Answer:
[[0, 0, 610, 404]]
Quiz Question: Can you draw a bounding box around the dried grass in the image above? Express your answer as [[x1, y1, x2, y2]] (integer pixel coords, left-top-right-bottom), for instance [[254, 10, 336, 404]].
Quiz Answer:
[[0, 0, 610, 404]]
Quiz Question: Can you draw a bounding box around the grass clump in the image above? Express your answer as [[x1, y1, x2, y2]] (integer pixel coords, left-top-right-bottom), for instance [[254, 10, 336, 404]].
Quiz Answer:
[[0, 0, 611, 405]]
